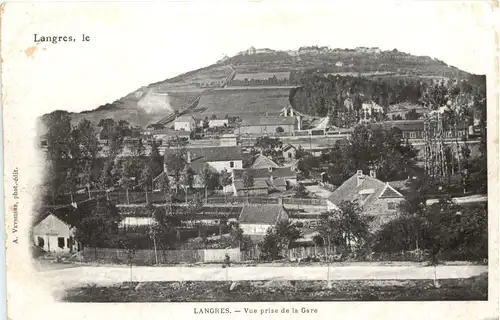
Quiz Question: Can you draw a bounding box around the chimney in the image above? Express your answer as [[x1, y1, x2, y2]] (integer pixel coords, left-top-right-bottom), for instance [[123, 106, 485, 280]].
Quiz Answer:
[[278, 197, 283, 206], [356, 170, 364, 187], [370, 170, 376, 178], [186, 151, 191, 164], [163, 162, 168, 173]]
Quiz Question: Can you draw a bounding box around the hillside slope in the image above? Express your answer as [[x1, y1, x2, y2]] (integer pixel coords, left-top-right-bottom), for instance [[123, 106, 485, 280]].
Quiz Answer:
[[42, 46, 476, 127]]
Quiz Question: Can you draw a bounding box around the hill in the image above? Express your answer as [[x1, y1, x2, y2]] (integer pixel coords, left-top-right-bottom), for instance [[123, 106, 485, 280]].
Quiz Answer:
[[40, 46, 478, 128]]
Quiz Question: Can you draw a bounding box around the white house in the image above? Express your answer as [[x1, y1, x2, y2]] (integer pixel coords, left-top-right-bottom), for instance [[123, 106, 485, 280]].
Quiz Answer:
[[208, 119, 229, 128], [159, 146, 244, 192], [33, 209, 80, 253], [282, 144, 297, 161], [174, 115, 197, 132], [238, 203, 289, 236]]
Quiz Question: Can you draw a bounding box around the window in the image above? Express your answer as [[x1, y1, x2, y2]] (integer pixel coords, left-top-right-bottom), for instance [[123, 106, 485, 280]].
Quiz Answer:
[[387, 202, 396, 211], [58, 237, 65, 249], [409, 132, 416, 139], [230, 161, 234, 168], [458, 130, 465, 137], [447, 131, 453, 138], [288, 152, 292, 159]]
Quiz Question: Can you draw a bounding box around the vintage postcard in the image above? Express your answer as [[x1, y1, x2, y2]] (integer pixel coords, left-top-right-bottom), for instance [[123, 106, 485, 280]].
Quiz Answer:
[[2, 1, 499, 319]]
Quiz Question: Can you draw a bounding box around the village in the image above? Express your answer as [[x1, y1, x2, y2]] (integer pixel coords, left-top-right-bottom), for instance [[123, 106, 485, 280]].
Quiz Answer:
[[33, 46, 488, 302]]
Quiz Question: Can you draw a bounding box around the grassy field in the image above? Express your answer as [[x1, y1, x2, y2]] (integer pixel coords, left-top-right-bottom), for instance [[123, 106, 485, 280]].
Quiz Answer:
[[234, 72, 290, 81], [63, 273, 487, 302], [157, 66, 232, 91], [193, 87, 291, 118]]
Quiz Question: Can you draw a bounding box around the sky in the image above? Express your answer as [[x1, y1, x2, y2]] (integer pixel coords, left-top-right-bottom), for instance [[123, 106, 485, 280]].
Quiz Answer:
[[2, 0, 497, 118]]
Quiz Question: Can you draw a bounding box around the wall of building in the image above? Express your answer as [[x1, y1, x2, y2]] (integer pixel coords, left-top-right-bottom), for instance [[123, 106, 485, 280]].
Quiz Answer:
[[33, 216, 77, 253], [209, 119, 229, 128], [207, 160, 243, 173], [174, 121, 194, 132], [234, 187, 268, 197], [364, 197, 405, 217], [239, 124, 295, 135], [240, 223, 272, 235]]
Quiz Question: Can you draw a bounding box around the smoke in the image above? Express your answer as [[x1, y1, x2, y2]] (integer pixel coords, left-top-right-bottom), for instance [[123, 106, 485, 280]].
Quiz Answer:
[[137, 89, 174, 114]]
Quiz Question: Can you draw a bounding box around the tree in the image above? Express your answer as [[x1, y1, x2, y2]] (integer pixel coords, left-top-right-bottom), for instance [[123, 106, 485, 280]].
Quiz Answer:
[[180, 166, 195, 204], [295, 146, 309, 160], [255, 136, 284, 164], [74, 200, 122, 251], [294, 183, 309, 198], [156, 173, 171, 204], [199, 164, 212, 203], [275, 126, 285, 133], [42, 111, 76, 202], [241, 171, 254, 202], [317, 200, 370, 253], [405, 109, 420, 120], [260, 219, 301, 260], [118, 159, 137, 204], [218, 169, 232, 200], [165, 151, 186, 194]]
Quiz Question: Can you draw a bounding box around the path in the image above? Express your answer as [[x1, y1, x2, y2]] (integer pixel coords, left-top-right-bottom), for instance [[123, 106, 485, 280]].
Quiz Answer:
[[306, 184, 333, 199], [40, 264, 487, 290]]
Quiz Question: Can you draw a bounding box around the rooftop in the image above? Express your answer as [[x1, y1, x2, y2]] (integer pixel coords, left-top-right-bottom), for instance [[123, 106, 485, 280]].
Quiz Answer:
[[175, 115, 196, 123], [239, 204, 286, 225], [250, 154, 280, 169], [241, 116, 296, 126], [233, 167, 296, 180], [327, 172, 403, 210]]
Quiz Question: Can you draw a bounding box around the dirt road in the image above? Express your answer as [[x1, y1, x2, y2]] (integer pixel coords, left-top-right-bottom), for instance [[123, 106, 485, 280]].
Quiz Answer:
[[39, 264, 487, 290]]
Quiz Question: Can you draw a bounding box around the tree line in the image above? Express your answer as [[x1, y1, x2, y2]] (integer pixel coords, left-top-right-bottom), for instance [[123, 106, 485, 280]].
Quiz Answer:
[[289, 73, 486, 128]]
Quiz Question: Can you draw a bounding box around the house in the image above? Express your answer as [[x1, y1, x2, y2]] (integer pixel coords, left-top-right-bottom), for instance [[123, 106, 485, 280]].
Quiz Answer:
[[157, 146, 244, 191], [250, 154, 280, 169], [220, 134, 238, 147], [208, 119, 229, 128], [237, 116, 297, 135], [33, 208, 80, 253], [326, 170, 405, 230], [282, 144, 297, 161], [231, 167, 297, 196], [238, 203, 289, 236], [174, 115, 197, 132]]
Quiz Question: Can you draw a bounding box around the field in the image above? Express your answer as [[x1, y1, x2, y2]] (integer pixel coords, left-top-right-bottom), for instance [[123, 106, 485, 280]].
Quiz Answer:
[[156, 65, 233, 91], [234, 72, 290, 81], [63, 274, 488, 302], [192, 88, 292, 118]]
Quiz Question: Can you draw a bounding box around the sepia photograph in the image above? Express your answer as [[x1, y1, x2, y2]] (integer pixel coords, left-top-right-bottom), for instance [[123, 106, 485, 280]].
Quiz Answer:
[[2, 1, 499, 319]]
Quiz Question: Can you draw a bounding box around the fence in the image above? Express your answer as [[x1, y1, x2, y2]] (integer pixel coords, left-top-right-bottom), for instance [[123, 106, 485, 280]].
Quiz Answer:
[[83, 247, 241, 264]]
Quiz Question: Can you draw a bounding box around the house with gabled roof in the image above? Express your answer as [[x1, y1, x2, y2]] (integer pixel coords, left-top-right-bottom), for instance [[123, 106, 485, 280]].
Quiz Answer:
[[250, 154, 280, 169], [231, 167, 297, 196], [326, 170, 404, 229], [174, 115, 197, 132], [239, 203, 289, 236]]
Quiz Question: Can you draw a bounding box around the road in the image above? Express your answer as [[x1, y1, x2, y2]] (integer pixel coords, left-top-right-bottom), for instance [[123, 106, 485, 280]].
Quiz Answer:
[[39, 264, 487, 290]]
